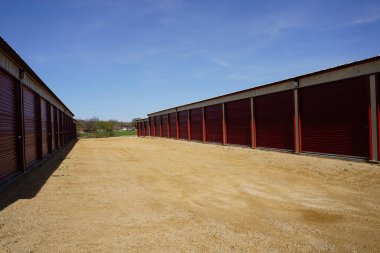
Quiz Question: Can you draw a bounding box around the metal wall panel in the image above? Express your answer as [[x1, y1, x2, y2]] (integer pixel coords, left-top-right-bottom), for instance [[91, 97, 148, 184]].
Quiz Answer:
[[178, 110, 188, 140], [169, 113, 176, 138], [256, 90, 294, 150], [161, 114, 168, 138], [190, 108, 202, 141], [0, 70, 20, 180], [225, 98, 251, 146], [23, 86, 39, 167], [40, 98, 49, 157], [300, 76, 369, 157], [205, 104, 223, 143]]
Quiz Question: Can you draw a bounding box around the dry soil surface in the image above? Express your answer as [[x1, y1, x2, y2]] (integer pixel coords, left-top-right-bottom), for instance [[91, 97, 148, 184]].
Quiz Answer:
[[0, 137, 380, 252]]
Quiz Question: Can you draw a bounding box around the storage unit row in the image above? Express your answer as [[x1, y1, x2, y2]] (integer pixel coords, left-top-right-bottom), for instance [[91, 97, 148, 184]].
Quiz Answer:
[[0, 37, 76, 185], [137, 57, 380, 162]]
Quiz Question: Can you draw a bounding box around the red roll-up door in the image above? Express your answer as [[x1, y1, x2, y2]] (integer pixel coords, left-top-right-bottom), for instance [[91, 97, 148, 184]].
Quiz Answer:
[[155, 116, 161, 137], [54, 107, 60, 148], [256, 90, 294, 150], [190, 108, 202, 141], [23, 87, 39, 167], [40, 98, 49, 157], [144, 121, 149, 136], [51, 106, 56, 151], [148, 118, 153, 136], [205, 104, 223, 143], [226, 98, 251, 146], [169, 113, 176, 138], [178, 110, 188, 140], [300, 76, 369, 158], [64, 114, 67, 144], [0, 71, 20, 180], [65, 115, 68, 144], [60, 111, 64, 146], [162, 114, 168, 138]]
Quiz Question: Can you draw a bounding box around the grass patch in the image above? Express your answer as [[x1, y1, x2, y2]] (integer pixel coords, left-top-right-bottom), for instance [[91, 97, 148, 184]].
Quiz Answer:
[[78, 130, 136, 138]]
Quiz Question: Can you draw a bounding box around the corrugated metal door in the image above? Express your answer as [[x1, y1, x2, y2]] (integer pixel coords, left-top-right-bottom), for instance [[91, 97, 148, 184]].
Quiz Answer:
[[169, 113, 176, 138], [51, 106, 56, 151], [161, 114, 168, 138], [0, 71, 20, 180], [256, 90, 294, 150], [144, 121, 149, 136], [178, 110, 188, 140], [54, 107, 60, 148], [40, 98, 49, 157], [226, 98, 251, 146], [63, 114, 66, 144], [155, 116, 161, 137], [23, 86, 39, 167], [205, 104, 223, 143], [149, 117, 155, 136], [300, 76, 369, 158], [190, 108, 202, 141], [60, 111, 64, 146]]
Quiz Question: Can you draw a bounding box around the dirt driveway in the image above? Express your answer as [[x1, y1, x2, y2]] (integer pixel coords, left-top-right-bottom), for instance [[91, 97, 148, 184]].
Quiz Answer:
[[0, 137, 379, 252]]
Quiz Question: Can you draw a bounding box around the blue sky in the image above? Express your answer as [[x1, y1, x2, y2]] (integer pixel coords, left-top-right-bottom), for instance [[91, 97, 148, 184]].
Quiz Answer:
[[1, 0, 379, 121]]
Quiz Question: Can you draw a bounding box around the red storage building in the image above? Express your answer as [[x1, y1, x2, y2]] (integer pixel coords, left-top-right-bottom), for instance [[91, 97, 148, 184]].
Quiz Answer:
[[0, 36, 76, 185], [143, 56, 380, 162]]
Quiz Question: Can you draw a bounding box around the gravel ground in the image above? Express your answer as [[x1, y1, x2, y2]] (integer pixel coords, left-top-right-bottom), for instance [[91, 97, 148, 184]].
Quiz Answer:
[[0, 137, 379, 252]]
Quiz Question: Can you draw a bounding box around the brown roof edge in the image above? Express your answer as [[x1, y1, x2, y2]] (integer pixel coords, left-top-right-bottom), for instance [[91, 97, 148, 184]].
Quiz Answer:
[[0, 36, 75, 117], [148, 55, 380, 116]]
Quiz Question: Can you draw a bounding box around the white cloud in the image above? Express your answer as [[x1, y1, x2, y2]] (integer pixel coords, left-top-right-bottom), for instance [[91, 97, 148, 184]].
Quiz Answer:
[[207, 57, 232, 67], [350, 13, 380, 25]]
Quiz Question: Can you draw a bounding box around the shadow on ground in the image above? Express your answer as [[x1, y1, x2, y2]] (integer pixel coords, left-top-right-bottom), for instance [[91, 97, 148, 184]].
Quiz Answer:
[[0, 141, 77, 212]]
